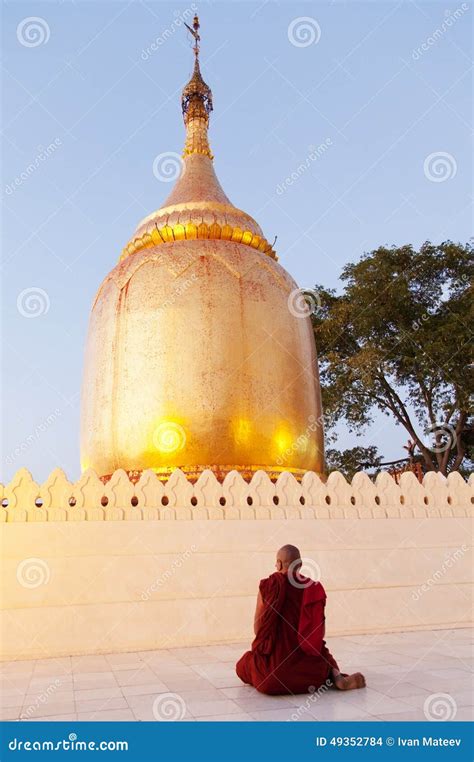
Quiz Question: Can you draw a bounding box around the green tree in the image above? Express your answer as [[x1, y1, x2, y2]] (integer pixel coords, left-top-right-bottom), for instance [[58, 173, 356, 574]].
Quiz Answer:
[[312, 241, 473, 476], [325, 445, 383, 480]]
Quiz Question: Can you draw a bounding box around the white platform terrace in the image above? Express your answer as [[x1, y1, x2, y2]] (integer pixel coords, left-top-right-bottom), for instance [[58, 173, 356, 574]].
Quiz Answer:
[[0, 468, 472, 661], [0, 629, 472, 722]]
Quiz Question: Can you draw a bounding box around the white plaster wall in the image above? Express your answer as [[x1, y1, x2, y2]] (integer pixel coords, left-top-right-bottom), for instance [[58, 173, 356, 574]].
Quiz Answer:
[[1, 516, 471, 660]]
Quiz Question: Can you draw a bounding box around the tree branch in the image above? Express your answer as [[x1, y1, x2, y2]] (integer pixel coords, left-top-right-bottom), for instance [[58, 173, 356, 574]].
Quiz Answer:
[[374, 374, 435, 469]]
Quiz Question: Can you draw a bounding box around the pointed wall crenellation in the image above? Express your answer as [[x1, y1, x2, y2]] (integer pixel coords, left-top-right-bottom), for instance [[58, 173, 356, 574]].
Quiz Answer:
[[0, 468, 472, 522]]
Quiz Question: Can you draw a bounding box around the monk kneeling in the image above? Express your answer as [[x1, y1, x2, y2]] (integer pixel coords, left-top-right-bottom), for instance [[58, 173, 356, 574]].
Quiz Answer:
[[236, 545, 366, 695]]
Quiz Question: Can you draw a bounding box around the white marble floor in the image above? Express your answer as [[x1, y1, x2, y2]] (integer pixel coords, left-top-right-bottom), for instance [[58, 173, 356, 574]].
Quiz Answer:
[[1, 628, 472, 722]]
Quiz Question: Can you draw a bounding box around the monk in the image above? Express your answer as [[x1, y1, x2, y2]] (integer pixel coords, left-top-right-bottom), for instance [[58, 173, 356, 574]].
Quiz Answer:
[[236, 544, 366, 695]]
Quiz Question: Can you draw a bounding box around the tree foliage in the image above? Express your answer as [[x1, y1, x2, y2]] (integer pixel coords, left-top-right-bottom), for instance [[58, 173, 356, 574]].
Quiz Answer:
[[325, 445, 383, 480], [313, 241, 473, 475]]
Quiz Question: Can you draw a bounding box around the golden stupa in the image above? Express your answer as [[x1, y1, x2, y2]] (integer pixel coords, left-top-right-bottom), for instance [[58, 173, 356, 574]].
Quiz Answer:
[[80, 17, 324, 482]]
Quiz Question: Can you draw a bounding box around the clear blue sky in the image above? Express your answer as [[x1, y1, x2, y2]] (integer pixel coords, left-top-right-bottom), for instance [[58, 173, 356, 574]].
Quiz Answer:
[[1, 0, 472, 482]]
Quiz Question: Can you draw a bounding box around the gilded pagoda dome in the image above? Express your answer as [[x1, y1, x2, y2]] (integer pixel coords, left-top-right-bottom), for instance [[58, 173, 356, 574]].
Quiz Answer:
[[80, 18, 324, 481]]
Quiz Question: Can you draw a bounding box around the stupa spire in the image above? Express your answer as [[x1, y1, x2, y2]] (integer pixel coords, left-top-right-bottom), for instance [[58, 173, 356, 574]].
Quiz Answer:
[[118, 15, 278, 260], [181, 16, 213, 160]]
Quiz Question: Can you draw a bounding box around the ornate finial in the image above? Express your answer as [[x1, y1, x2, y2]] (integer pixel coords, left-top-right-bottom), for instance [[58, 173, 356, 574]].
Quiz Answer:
[[181, 15, 213, 120], [181, 15, 213, 159], [185, 14, 200, 59]]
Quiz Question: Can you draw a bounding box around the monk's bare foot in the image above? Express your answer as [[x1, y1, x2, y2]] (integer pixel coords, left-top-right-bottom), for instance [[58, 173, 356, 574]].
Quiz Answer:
[[334, 672, 366, 690]]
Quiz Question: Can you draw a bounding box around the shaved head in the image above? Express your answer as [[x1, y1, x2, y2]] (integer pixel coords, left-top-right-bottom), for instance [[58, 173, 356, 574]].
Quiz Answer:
[[276, 544, 301, 573]]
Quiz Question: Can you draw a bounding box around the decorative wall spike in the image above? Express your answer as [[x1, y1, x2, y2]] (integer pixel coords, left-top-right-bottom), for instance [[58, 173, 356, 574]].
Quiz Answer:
[[0, 468, 471, 522]]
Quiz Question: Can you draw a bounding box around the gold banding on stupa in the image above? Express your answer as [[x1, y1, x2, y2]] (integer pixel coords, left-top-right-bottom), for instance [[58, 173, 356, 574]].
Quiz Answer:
[[80, 16, 324, 482]]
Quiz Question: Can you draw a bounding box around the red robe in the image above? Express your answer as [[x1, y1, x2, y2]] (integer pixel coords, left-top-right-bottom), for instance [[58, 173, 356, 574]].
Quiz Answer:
[[236, 572, 339, 695]]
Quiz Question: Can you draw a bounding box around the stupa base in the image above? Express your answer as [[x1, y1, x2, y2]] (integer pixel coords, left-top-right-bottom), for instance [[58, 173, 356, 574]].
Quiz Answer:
[[99, 464, 313, 485]]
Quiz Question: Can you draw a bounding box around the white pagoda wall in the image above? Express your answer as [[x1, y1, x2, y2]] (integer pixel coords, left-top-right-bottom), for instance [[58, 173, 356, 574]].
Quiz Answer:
[[0, 468, 472, 661]]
